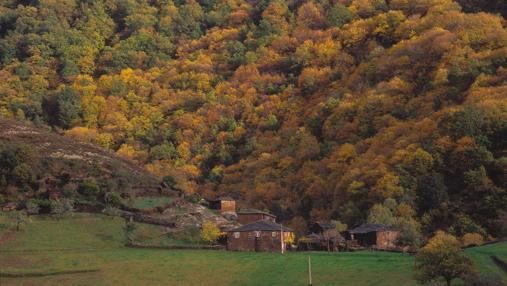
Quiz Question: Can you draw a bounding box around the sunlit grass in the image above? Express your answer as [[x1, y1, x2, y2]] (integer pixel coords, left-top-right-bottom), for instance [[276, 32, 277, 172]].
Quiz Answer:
[[0, 212, 505, 286]]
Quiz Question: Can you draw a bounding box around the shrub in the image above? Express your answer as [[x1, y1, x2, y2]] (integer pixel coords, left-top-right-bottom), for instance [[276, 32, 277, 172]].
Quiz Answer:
[[162, 175, 177, 189], [12, 163, 36, 187], [62, 188, 77, 198], [186, 194, 201, 204], [78, 180, 101, 200], [25, 199, 40, 215], [462, 233, 484, 247], [50, 199, 74, 216], [200, 221, 221, 245], [105, 192, 122, 208], [37, 199, 52, 214]]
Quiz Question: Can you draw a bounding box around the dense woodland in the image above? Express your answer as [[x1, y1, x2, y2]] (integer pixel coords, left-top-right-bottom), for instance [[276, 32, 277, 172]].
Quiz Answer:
[[0, 0, 506, 245]]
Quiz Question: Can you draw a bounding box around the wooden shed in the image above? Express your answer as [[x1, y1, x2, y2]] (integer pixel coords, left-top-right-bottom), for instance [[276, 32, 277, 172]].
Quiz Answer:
[[346, 223, 400, 250], [227, 220, 293, 252], [310, 222, 337, 238], [300, 221, 345, 251], [236, 209, 276, 224], [208, 197, 236, 213]]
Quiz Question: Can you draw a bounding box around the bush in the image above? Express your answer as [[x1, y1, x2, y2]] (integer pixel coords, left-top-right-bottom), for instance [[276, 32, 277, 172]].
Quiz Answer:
[[162, 175, 177, 189], [105, 192, 122, 208], [12, 163, 36, 187], [186, 194, 201, 204], [62, 188, 77, 198], [37, 199, 52, 214], [200, 221, 221, 245], [78, 180, 101, 200], [462, 233, 484, 247], [25, 199, 40, 215]]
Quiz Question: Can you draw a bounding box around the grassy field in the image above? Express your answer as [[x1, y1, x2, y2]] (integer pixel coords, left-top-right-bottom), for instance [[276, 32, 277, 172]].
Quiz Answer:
[[127, 196, 173, 209], [0, 213, 505, 286]]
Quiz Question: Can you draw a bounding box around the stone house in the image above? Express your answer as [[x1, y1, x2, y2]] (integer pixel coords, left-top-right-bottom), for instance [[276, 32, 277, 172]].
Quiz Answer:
[[227, 220, 294, 252]]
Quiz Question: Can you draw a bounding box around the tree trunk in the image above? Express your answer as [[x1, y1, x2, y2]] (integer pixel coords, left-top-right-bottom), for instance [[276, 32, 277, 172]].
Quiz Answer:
[[446, 278, 451, 286]]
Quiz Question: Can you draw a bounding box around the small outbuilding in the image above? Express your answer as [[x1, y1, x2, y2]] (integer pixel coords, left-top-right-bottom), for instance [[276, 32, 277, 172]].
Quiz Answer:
[[237, 209, 276, 224], [300, 221, 344, 251], [346, 223, 400, 250], [208, 197, 236, 213], [310, 221, 337, 238], [227, 220, 294, 252]]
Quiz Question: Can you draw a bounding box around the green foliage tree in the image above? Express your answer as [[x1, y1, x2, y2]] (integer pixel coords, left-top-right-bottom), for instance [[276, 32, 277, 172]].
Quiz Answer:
[[327, 3, 353, 27], [367, 203, 397, 226], [54, 87, 82, 129]]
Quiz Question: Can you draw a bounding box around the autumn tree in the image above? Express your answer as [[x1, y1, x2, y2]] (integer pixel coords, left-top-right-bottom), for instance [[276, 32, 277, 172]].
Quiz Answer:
[[415, 231, 475, 286], [200, 221, 221, 245]]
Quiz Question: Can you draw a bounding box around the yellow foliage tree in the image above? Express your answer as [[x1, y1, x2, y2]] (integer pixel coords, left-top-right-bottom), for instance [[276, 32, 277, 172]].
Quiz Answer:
[[200, 221, 221, 245]]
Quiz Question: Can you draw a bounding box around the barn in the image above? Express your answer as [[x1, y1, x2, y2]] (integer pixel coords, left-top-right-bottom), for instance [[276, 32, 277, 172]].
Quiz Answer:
[[227, 220, 294, 252], [346, 223, 400, 250]]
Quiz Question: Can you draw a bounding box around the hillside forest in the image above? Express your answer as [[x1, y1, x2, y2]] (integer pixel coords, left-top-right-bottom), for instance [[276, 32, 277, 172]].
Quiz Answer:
[[0, 0, 506, 246]]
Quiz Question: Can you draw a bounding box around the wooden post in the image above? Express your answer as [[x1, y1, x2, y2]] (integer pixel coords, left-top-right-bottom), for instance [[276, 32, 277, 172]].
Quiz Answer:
[[280, 224, 284, 254], [308, 256, 312, 286]]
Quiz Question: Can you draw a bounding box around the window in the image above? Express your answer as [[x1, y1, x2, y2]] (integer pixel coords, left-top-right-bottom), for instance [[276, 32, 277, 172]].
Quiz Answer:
[[255, 231, 261, 238], [234, 232, 240, 239], [272, 232, 277, 238]]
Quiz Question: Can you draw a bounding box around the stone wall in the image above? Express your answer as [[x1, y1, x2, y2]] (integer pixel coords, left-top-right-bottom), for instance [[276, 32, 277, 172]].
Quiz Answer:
[[376, 230, 400, 249], [227, 230, 291, 252]]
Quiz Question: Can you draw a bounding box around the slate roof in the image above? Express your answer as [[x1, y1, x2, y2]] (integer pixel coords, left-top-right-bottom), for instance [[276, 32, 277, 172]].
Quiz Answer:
[[237, 208, 276, 217], [228, 220, 293, 232], [349, 223, 398, 234]]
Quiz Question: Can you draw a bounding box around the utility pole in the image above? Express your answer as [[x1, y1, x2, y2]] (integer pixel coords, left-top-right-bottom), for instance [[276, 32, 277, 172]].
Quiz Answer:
[[280, 224, 284, 254], [308, 256, 312, 286]]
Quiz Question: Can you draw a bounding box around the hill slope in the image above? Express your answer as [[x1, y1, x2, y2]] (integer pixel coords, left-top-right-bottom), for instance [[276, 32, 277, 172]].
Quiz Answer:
[[0, 0, 506, 240], [0, 119, 160, 204]]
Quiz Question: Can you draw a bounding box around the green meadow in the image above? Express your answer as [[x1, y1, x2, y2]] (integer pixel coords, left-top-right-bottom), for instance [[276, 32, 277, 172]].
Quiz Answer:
[[0, 213, 505, 286], [127, 197, 173, 209]]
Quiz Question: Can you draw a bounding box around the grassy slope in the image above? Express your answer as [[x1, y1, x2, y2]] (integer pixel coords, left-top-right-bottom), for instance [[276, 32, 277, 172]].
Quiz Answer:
[[0, 213, 505, 286], [0, 119, 160, 191], [128, 197, 173, 209]]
